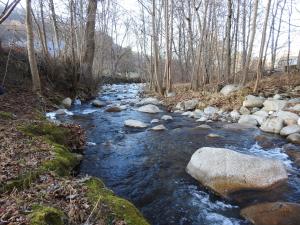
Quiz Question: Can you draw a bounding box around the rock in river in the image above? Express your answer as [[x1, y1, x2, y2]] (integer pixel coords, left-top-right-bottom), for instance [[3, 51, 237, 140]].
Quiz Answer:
[[280, 125, 300, 136], [186, 147, 288, 198], [161, 115, 173, 121], [92, 100, 106, 108], [106, 106, 122, 112], [260, 117, 284, 134], [137, 104, 162, 114], [151, 124, 167, 131], [287, 133, 300, 145], [137, 97, 160, 106], [124, 119, 148, 128], [241, 202, 300, 225], [62, 97, 72, 108]]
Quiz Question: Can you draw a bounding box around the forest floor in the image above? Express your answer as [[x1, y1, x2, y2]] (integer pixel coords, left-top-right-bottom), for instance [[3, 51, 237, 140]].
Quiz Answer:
[[155, 72, 300, 111], [0, 84, 149, 225]]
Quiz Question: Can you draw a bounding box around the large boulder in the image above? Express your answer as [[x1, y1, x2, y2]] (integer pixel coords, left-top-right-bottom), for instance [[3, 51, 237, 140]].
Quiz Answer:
[[220, 84, 241, 96], [260, 117, 284, 134], [62, 98, 72, 108], [137, 104, 162, 114], [287, 133, 300, 145], [186, 147, 287, 198], [137, 97, 160, 106], [243, 95, 265, 108], [124, 119, 148, 128], [263, 99, 287, 111], [276, 111, 299, 125], [241, 202, 300, 225], [252, 111, 268, 126], [183, 99, 199, 111], [238, 115, 258, 126], [280, 125, 300, 136], [283, 144, 300, 167]]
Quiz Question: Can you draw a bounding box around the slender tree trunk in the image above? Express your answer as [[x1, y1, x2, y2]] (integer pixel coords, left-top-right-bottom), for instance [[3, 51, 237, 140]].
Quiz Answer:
[[49, 0, 60, 57], [225, 0, 232, 83], [254, 0, 272, 92], [26, 0, 41, 93], [242, 0, 259, 85]]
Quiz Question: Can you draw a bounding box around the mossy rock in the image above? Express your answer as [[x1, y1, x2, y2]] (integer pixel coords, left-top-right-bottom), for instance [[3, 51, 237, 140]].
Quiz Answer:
[[29, 206, 66, 225], [85, 178, 150, 225], [0, 111, 14, 120], [42, 144, 81, 176], [20, 122, 71, 146]]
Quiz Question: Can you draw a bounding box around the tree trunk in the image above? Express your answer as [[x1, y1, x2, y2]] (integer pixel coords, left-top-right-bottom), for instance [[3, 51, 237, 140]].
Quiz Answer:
[[49, 0, 61, 57], [254, 0, 272, 92], [26, 0, 41, 93], [242, 0, 258, 85], [225, 0, 232, 82], [82, 0, 98, 79]]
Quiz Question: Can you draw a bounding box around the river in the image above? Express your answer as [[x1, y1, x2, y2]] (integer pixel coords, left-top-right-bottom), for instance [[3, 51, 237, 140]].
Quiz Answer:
[[58, 83, 300, 225]]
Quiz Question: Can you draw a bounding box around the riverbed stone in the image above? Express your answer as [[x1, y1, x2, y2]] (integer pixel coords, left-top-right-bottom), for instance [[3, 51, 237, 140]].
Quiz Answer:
[[288, 104, 300, 112], [255, 135, 276, 149], [92, 100, 105, 108], [207, 133, 222, 138], [283, 144, 300, 167], [204, 106, 219, 116], [220, 84, 241, 96], [186, 147, 288, 198], [276, 110, 299, 125], [197, 117, 208, 122], [263, 99, 287, 111], [243, 95, 265, 108], [223, 123, 257, 130], [230, 110, 240, 121], [183, 99, 199, 111], [241, 202, 300, 225], [287, 133, 300, 145], [106, 106, 122, 112], [151, 124, 167, 131], [280, 125, 300, 136], [193, 109, 203, 119], [124, 119, 148, 128], [273, 94, 282, 100], [240, 106, 251, 115], [260, 117, 284, 134], [62, 97, 72, 108], [137, 97, 160, 106], [238, 115, 258, 126], [197, 124, 212, 129], [161, 115, 173, 121], [137, 104, 162, 114], [151, 119, 160, 124]]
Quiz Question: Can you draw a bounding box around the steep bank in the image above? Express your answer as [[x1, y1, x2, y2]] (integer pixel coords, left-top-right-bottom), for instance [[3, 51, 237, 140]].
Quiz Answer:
[[0, 86, 149, 225]]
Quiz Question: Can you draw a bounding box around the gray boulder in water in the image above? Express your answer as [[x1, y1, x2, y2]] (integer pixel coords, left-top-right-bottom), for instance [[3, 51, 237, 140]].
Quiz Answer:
[[186, 147, 287, 198]]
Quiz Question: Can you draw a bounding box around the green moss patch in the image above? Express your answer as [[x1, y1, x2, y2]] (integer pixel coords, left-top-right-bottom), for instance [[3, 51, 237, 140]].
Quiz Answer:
[[20, 122, 71, 146], [0, 111, 14, 120], [85, 178, 150, 225], [29, 206, 66, 225]]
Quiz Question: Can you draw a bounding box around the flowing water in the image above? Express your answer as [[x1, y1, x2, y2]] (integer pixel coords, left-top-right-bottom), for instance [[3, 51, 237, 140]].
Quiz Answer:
[[57, 83, 300, 225]]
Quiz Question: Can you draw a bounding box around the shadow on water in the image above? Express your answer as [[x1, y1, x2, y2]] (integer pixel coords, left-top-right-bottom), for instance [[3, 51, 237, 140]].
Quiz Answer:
[[61, 84, 300, 225]]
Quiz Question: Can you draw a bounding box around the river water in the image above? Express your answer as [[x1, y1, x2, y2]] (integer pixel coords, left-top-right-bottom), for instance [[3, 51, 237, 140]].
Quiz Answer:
[[58, 83, 300, 225]]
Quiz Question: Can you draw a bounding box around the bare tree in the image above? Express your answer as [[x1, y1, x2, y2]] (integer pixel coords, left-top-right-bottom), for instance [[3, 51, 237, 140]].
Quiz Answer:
[[26, 0, 41, 92]]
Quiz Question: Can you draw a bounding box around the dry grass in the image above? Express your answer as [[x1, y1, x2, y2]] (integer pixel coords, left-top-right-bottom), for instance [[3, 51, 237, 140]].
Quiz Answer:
[[154, 72, 300, 111]]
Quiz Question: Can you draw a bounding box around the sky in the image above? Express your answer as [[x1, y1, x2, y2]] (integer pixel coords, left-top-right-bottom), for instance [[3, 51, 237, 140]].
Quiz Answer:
[[16, 0, 300, 57]]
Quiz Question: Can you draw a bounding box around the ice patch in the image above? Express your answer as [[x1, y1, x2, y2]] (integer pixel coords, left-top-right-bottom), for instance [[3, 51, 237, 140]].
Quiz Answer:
[[46, 112, 56, 119], [87, 142, 96, 146]]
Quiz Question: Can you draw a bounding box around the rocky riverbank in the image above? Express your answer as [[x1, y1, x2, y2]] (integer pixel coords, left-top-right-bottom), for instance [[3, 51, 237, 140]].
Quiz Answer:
[[0, 88, 149, 225]]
